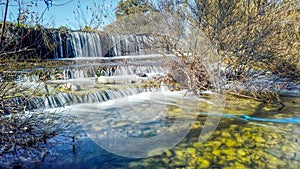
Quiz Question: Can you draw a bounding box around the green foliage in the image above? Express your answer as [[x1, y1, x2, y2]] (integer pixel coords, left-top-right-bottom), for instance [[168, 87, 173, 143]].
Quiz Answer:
[[105, 12, 155, 34], [15, 22, 29, 28], [115, 0, 152, 19], [96, 68, 102, 77], [83, 25, 92, 32]]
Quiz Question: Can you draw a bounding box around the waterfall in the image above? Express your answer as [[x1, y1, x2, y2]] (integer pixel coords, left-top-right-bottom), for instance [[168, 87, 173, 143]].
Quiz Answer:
[[8, 63, 166, 82], [68, 32, 103, 58], [51, 31, 157, 58], [28, 87, 153, 109], [64, 64, 166, 78], [108, 34, 151, 57], [62, 67, 96, 79], [58, 32, 64, 59], [113, 65, 166, 76], [54, 32, 64, 59], [65, 36, 72, 58]]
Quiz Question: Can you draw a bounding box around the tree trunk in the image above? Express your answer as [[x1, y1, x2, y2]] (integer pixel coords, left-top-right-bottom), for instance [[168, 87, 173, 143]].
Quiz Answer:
[[0, 0, 9, 49]]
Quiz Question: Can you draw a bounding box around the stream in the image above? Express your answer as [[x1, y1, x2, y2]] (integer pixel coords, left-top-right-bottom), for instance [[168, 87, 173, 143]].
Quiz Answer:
[[1, 32, 299, 169], [37, 94, 300, 168]]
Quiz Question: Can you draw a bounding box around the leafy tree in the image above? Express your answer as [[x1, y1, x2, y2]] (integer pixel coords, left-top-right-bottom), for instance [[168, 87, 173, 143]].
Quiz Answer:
[[115, 0, 152, 19]]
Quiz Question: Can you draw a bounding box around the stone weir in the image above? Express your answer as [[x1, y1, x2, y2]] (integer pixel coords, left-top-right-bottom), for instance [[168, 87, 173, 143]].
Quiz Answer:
[[0, 54, 167, 82], [1, 55, 168, 110], [1, 24, 157, 59], [57, 32, 156, 59]]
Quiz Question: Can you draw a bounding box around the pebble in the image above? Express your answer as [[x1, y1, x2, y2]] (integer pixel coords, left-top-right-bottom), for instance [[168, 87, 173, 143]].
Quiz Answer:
[[253, 136, 265, 143], [196, 158, 210, 168], [237, 149, 247, 156]]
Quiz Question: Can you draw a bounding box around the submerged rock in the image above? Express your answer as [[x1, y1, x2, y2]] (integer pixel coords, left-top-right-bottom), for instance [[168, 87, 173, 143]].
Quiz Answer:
[[137, 73, 147, 77]]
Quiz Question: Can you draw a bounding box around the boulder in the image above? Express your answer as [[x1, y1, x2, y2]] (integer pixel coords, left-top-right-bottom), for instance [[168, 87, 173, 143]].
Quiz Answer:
[[66, 83, 81, 91], [96, 76, 116, 84]]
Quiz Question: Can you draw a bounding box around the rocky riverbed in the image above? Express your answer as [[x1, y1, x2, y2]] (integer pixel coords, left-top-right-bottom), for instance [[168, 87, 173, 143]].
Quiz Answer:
[[128, 96, 300, 169]]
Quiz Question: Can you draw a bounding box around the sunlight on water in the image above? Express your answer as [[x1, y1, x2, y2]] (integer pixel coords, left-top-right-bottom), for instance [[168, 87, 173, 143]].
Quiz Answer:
[[39, 93, 300, 168]]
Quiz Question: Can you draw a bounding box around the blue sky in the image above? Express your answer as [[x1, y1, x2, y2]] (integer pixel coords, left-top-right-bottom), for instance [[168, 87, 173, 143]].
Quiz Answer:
[[0, 0, 119, 30]]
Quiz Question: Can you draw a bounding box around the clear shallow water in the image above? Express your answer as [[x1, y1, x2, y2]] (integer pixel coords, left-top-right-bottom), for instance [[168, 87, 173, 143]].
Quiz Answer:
[[3, 91, 298, 169], [129, 96, 300, 169], [34, 94, 300, 169]]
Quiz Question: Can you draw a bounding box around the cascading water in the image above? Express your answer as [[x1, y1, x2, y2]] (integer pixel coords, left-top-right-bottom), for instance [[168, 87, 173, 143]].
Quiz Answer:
[[110, 34, 156, 56], [112, 65, 166, 76], [10, 63, 166, 82], [62, 67, 97, 79], [109, 34, 141, 56], [66, 32, 141, 58], [53, 31, 154, 58], [68, 32, 103, 57], [4, 27, 300, 169], [54, 31, 64, 59], [1, 28, 173, 168], [28, 87, 155, 109]]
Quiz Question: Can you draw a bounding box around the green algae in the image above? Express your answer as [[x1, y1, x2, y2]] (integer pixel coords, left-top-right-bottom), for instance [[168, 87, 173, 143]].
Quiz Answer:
[[128, 97, 300, 169]]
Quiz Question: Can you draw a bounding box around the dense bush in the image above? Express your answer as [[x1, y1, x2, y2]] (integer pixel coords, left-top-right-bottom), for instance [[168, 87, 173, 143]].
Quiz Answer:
[[107, 0, 299, 102]]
